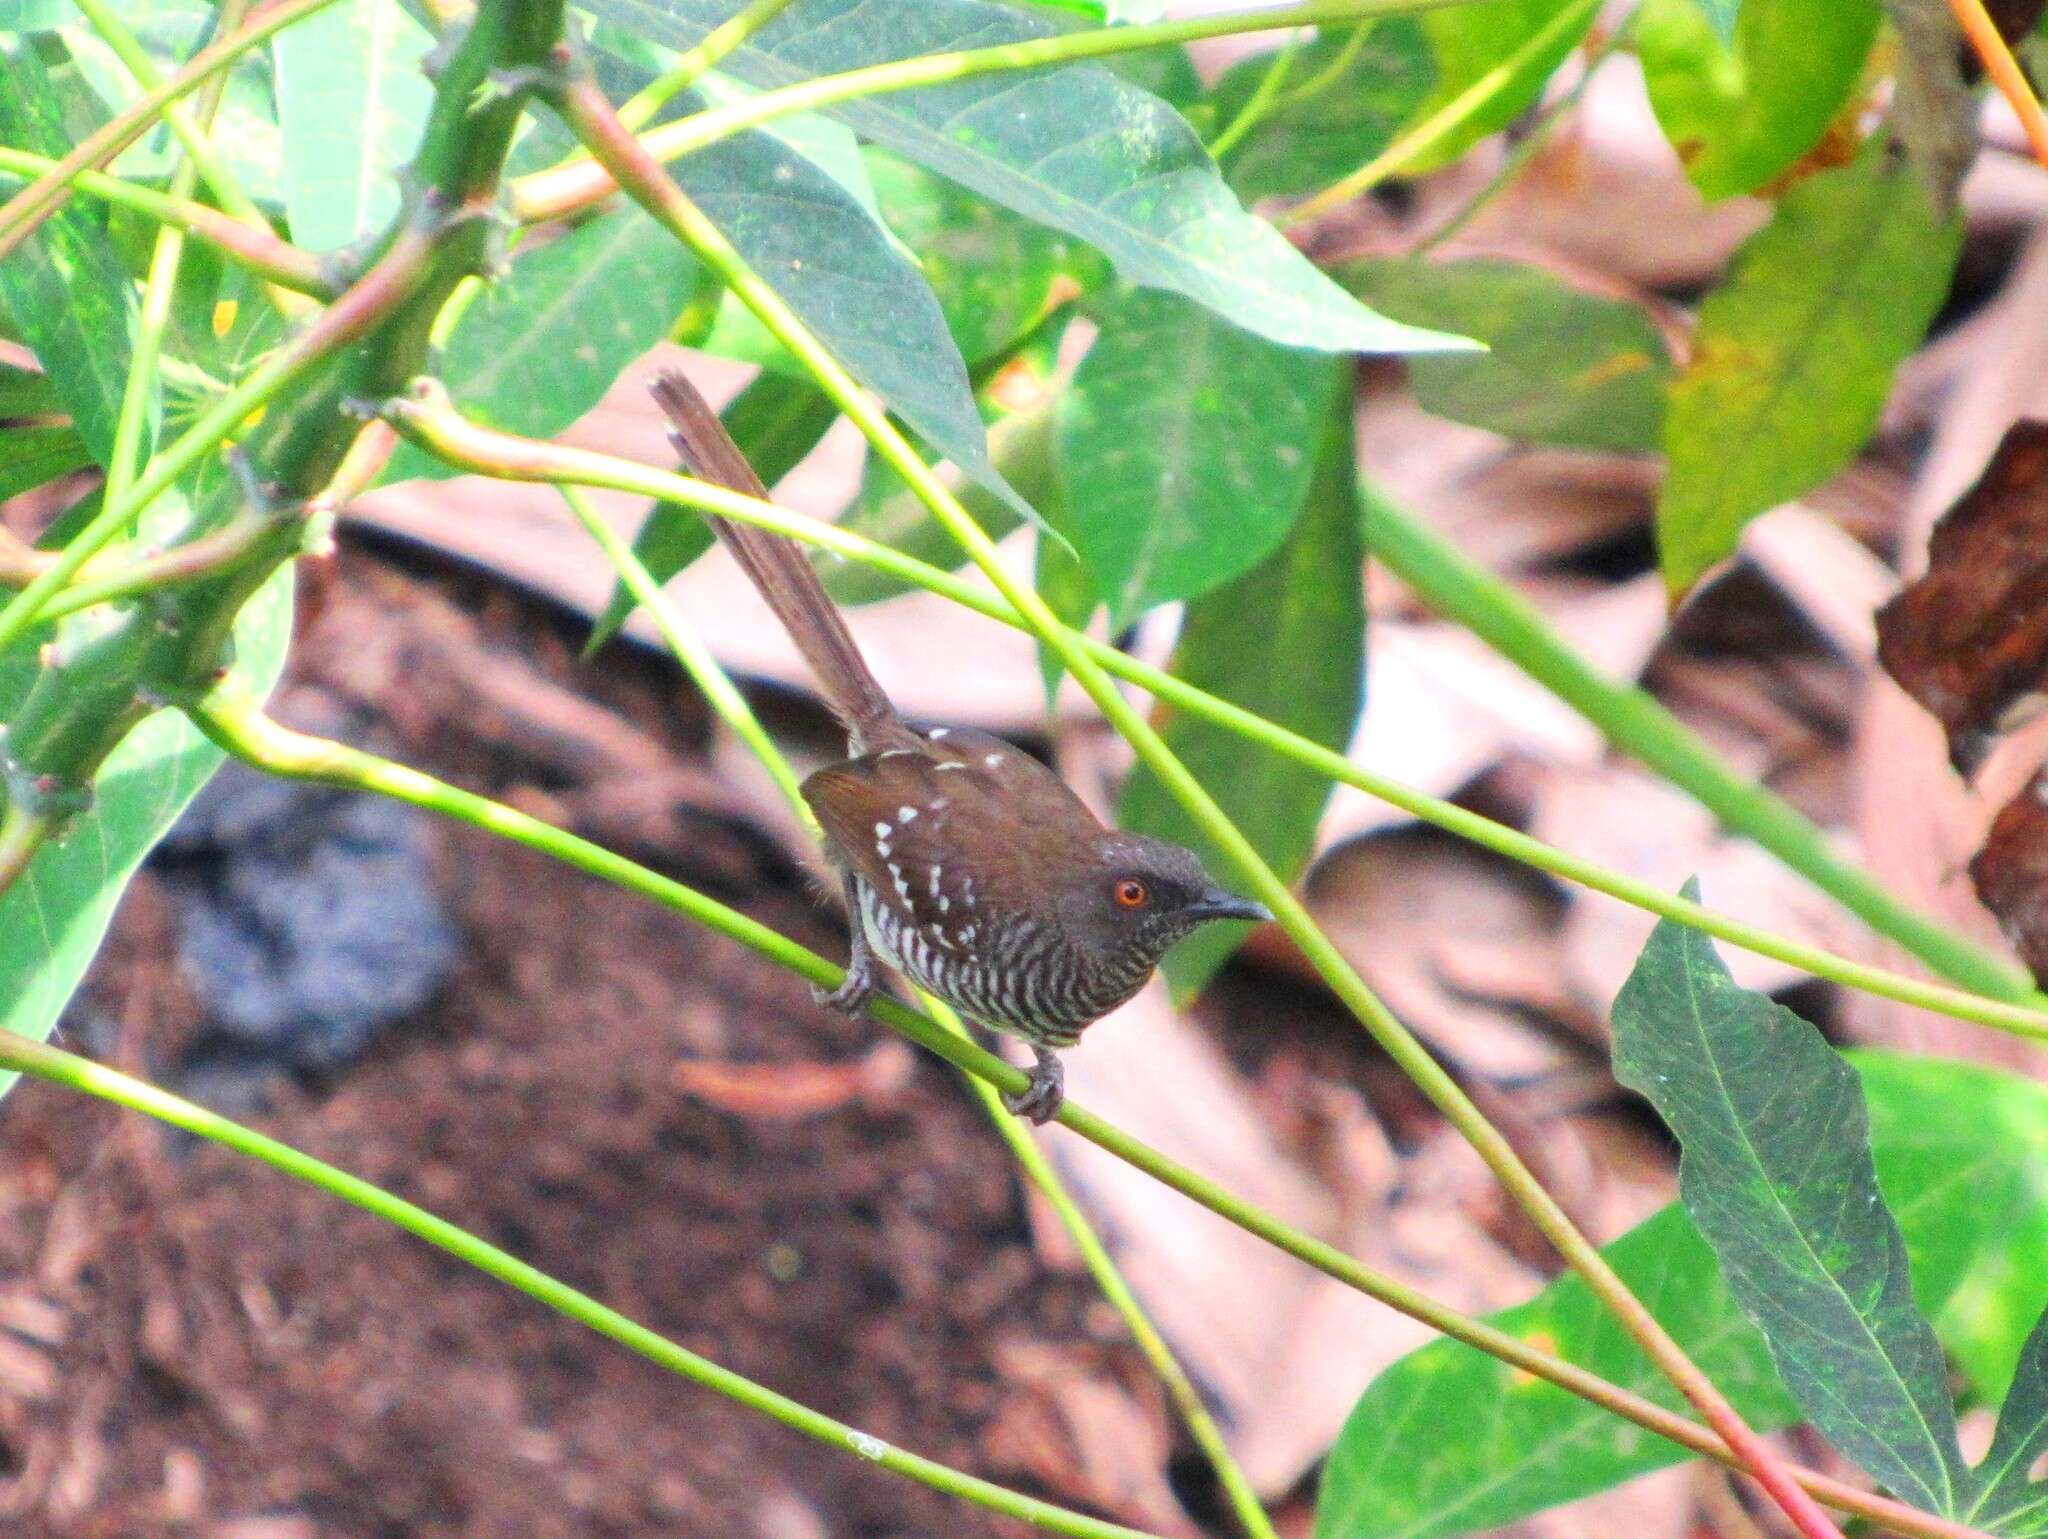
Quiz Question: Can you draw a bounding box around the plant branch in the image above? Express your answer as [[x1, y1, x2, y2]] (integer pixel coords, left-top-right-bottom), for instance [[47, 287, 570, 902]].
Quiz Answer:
[[551, 75, 1842, 1539], [509, 0, 1471, 221], [1949, 0, 2048, 170], [618, 0, 806, 131], [69, 0, 274, 233], [1205, 31, 1306, 162], [178, 688, 1986, 1539], [0, 0, 343, 265], [0, 801, 54, 905], [1283, 0, 1604, 223], [559, 485, 1279, 1539], [0, 1032, 1161, 1539], [1361, 483, 2043, 1007], [0, 221, 434, 659], [0, 148, 334, 294], [374, 388, 2048, 1046]]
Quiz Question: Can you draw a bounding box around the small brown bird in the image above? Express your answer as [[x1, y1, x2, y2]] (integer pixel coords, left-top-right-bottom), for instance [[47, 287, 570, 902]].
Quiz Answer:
[[650, 370, 1269, 1122]]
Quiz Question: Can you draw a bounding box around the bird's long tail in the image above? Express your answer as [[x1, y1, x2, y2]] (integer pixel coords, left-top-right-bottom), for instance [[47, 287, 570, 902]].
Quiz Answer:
[[648, 369, 909, 755]]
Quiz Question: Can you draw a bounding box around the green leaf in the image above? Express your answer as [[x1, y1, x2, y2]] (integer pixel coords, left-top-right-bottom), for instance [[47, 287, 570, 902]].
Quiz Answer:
[[0, 44, 146, 470], [62, 6, 287, 209], [1206, 22, 1434, 204], [867, 148, 1104, 365], [1317, 1207, 1797, 1539], [1972, 1312, 2048, 1533], [1656, 152, 1959, 596], [1338, 257, 1672, 452], [588, 369, 839, 652], [1690, 0, 1740, 44], [576, 0, 1472, 355], [1119, 379, 1359, 998], [1408, 0, 1600, 173], [0, 424, 94, 501], [1316, 1051, 2048, 1539], [398, 113, 1026, 526], [1612, 888, 1967, 1516], [1057, 288, 1332, 626], [272, 0, 436, 252], [1858, 1053, 2048, 1407], [1635, 0, 1879, 200], [827, 370, 1063, 609], [0, 571, 292, 1101], [383, 205, 700, 485]]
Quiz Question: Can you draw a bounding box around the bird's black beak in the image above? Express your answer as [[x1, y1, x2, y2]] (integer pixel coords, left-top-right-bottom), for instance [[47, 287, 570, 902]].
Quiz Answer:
[[1186, 890, 1273, 925]]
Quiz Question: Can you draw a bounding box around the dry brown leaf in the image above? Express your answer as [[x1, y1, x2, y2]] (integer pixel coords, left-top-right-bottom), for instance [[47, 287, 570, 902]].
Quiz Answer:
[[1876, 419, 2048, 773]]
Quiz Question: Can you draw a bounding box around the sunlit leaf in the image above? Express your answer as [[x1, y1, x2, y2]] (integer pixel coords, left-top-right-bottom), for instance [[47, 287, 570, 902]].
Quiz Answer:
[[1657, 151, 1959, 597]]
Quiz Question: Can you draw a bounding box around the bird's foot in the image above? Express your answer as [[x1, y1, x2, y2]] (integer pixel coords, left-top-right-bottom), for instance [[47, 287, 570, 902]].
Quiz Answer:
[[812, 954, 876, 1014], [1001, 1045, 1065, 1125]]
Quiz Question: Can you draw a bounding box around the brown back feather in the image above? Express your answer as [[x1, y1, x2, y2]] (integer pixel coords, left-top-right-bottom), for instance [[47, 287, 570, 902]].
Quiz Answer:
[[648, 369, 913, 754]]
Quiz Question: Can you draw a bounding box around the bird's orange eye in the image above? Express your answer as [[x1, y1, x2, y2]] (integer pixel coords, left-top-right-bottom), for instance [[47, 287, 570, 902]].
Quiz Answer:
[[1114, 879, 1148, 908]]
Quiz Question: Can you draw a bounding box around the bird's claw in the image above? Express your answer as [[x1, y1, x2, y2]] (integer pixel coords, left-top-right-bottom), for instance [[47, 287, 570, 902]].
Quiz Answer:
[[813, 956, 875, 1014], [1001, 1047, 1065, 1125]]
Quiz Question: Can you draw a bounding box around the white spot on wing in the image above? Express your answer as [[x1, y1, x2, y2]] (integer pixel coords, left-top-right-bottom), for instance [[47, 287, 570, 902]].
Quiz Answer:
[[928, 728, 949, 739], [898, 805, 918, 822], [875, 822, 891, 838], [983, 753, 1003, 768]]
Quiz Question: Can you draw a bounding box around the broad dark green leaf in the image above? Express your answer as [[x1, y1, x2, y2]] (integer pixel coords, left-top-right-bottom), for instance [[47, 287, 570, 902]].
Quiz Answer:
[[1972, 1312, 2048, 1534], [1057, 289, 1332, 626], [0, 573, 293, 1100], [867, 149, 1102, 365], [1657, 152, 1959, 597], [1120, 380, 1358, 998], [1316, 1050, 2048, 1539], [1339, 257, 1672, 452], [0, 424, 93, 501], [589, 369, 839, 652], [1636, 0, 1879, 200], [1407, 0, 1600, 173], [272, 0, 436, 251], [576, 0, 1470, 355], [0, 45, 145, 469], [1612, 890, 1968, 1516], [1206, 22, 1433, 204]]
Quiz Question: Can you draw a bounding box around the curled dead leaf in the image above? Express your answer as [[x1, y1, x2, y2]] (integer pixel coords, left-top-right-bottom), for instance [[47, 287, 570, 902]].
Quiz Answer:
[[1876, 419, 2048, 774]]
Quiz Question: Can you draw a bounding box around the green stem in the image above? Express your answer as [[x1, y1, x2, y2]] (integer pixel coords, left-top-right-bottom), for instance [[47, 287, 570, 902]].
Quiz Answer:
[[175, 690, 1984, 1539], [1206, 32, 1306, 162], [1412, 19, 1623, 254], [0, 803, 53, 902], [16, 515, 279, 624], [556, 485, 812, 820], [1283, 0, 1604, 223], [617, 0, 806, 131], [0, 1033, 1158, 1539], [0, 222, 435, 656], [563, 485, 1278, 1539], [69, 0, 273, 232], [0, 146, 331, 293], [94, 0, 251, 542], [510, 0, 1471, 221], [0, 0, 343, 263], [557, 88, 1843, 1539], [375, 392, 2048, 1045], [1266, 21, 1374, 111], [1361, 483, 2040, 1006]]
